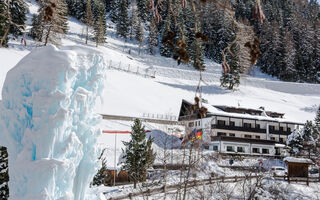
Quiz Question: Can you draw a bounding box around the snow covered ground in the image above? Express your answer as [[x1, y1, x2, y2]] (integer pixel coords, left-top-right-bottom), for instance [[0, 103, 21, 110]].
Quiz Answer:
[[1, 0, 320, 199]]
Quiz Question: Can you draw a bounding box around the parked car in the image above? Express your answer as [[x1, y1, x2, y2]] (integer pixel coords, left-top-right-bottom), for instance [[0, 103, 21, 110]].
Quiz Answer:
[[270, 166, 287, 176], [309, 168, 319, 174]]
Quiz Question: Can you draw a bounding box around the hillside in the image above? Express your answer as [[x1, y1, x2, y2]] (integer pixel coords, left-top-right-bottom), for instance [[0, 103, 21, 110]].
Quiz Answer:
[[1, 0, 319, 123], [0, 0, 320, 199]]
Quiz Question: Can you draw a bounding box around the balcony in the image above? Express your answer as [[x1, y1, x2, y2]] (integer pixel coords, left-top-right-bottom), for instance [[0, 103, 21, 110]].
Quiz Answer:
[[212, 124, 291, 135]]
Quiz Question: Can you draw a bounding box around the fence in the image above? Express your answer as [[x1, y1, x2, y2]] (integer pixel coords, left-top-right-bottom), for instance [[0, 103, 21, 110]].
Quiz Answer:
[[106, 60, 156, 78], [106, 174, 320, 200], [142, 113, 178, 121]]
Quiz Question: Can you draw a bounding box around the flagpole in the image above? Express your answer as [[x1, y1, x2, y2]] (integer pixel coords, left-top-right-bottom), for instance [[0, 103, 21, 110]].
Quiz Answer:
[[114, 132, 117, 186]]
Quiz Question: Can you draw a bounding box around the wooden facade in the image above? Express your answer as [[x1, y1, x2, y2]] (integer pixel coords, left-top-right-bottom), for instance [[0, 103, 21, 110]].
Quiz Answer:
[[105, 169, 130, 186], [284, 157, 313, 186]]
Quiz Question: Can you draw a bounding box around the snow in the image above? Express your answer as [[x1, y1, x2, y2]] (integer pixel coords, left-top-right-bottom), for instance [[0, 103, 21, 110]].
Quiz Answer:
[[284, 157, 313, 164], [0, 1, 320, 198], [0, 45, 106, 200]]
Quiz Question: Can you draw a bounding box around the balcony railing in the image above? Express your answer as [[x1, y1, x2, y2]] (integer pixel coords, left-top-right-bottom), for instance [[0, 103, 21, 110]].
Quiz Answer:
[[212, 124, 291, 135]]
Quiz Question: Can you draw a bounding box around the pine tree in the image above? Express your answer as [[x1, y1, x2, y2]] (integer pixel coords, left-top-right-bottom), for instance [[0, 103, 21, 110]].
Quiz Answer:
[[136, 0, 148, 22], [279, 29, 297, 81], [220, 42, 241, 90], [9, 0, 26, 37], [30, 0, 69, 46], [148, 14, 158, 55], [135, 18, 144, 54], [121, 119, 155, 189], [160, 0, 174, 57], [116, 0, 129, 38], [315, 105, 320, 128], [0, 0, 9, 47], [302, 121, 314, 142], [94, 13, 106, 47], [85, 0, 94, 44], [313, 105, 320, 142], [0, 0, 26, 48], [91, 149, 107, 186], [109, 0, 119, 23], [0, 146, 9, 199], [286, 129, 304, 155]]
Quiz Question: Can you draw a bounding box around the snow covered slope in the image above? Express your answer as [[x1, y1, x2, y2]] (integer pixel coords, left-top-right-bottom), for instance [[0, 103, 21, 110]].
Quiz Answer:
[[1, 1, 319, 124]]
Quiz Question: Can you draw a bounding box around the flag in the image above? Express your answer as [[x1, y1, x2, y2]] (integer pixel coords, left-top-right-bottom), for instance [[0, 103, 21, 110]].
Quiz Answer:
[[181, 129, 202, 145], [196, 130, 202, 140]]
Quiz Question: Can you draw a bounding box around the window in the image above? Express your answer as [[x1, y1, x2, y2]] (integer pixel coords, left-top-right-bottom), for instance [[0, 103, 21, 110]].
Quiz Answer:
[[212, 146, 218, 150], [226, 146, 234, 152], [269, 125, 275, 131], [287, 127, 291, 132], [211, 136, 215, 141], [255, 135, 261, 139], [204, 145, 209, 150], [217, 132, 227, 136], [244, 123, 251, 128], [279, 138, 284, 143], [252, 148, 260, 153], [279, 126, 284, 131], [188, 122, 194, 127], [229, 133, 235, 137], [244, 135, 252, 139], [262, 149, 269, 154], [256, 124, 260, 129], [230, 121, 235, 127], [218, 120, 225, 126], [271, 137, 276, 141], [237, 147, 244, 153]]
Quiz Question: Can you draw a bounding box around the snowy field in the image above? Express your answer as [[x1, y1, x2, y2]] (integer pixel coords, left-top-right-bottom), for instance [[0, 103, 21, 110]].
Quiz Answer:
[[1, 0, 320, 199]]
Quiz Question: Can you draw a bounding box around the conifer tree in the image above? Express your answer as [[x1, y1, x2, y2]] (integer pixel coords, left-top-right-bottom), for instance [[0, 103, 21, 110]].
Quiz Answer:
[[28, 14, 44, 41], [109, 0, 119, 23], [0, 146, 9, 199], [148, 14, 158, 55], [279, 29, 297, 81], [94, 13, 106, 47], [121, 119, 155, 189], [302, 121, 314, 142], [160, 0, 173, 57], [116, 0, 129, 38], [0, 0, 9, 47], [315, 105, 320, 128], [220, 42, 241, 90], [135, 18, 144, 54], [85, 0, 94, 44], [136, 0, 148, 22], [91, 149, 107, 186], [287, 129, 304, 155], [0, 0, 26, 48], [30, 0, 69, 46], [9, 0, 26, 37]]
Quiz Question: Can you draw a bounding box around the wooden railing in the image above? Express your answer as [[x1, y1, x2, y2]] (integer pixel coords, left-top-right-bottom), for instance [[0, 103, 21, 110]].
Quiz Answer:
[[105, 175, 320, 200]]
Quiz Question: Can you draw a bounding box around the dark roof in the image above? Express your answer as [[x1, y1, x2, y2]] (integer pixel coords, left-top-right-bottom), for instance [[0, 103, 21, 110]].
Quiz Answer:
[[213, 105, 285, 118]]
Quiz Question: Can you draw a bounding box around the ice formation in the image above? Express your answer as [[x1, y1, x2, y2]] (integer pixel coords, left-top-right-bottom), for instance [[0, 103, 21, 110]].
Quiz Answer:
[[0, 45, 106, 200]]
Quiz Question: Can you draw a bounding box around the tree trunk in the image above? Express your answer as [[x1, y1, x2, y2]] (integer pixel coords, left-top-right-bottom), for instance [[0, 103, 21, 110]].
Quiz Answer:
[[86, 26, 89, 44], [44, 25, 52, 46]]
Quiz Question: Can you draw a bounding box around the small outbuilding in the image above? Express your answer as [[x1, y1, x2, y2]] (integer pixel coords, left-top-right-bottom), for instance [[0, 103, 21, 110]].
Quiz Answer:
[[284, 157, 313, 186]]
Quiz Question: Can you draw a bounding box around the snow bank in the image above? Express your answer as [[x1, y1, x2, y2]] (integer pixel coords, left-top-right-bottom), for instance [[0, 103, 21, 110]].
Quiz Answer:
[[0, 45, 106, 200]]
